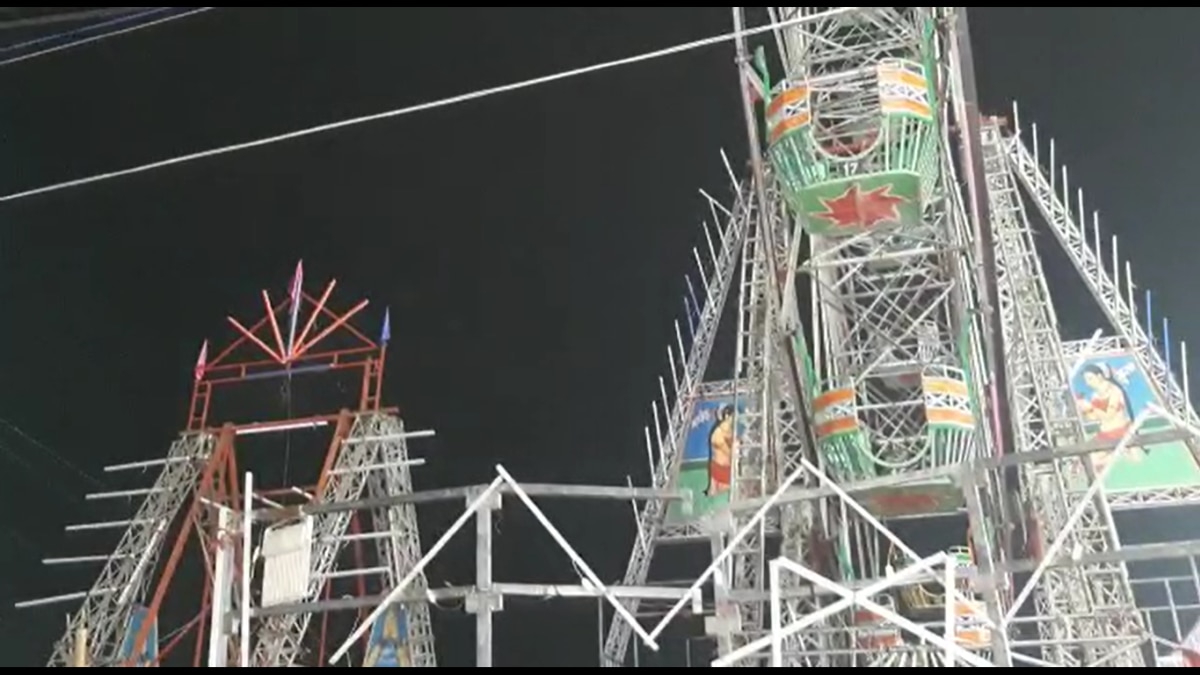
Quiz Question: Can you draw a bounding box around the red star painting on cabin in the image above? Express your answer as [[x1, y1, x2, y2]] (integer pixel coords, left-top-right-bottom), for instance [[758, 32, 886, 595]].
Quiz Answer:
[[812, 182, 907, 229]]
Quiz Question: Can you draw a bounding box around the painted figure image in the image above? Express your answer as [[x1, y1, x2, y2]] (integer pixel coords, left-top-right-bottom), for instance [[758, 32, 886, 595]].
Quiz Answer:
[[706, 405, 736, 497], [363, 605, 412, 667], [667, 396, 742, 524], [1075, 363, 1144, 471]]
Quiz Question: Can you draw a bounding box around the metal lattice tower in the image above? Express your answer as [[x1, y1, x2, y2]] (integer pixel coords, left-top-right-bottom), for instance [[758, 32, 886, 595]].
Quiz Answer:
[[20, 265, 436, 667], [981, 118, 1144, 665], [40, 433, 215, 667], [766, 6, 999, 666], [250, 412, 437, 667], [1000, 116, 1200, 495], [607, 6, 1187, 668], [19, 8, 1200, 668]]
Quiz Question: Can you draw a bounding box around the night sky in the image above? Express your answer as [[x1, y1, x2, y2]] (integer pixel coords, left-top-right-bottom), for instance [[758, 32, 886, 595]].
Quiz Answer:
[[0, 7, 1197, 667]]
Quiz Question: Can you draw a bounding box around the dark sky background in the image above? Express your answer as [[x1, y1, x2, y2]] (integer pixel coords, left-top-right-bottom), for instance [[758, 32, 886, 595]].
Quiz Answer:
[[0, 6, 1197, 667]]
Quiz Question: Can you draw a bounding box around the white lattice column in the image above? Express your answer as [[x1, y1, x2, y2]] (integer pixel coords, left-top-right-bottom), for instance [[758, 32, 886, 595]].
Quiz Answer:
[[366, 414, 437, 667], [252, 414, 395, 666], [45, 433, 215, 667], [1005, 120, 1200, 450], [983, 120, 1144, 665], [601, 182, 753, 667]]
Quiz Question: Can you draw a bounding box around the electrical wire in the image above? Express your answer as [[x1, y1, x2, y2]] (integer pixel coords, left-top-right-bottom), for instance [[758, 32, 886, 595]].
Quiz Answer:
[[2, 523, 38, 553], [0, 6, 859, 206], [0, 437, 79, 500], [282, 373, 293, 486], [0, 416, 106, 487], [0, 7, 213, 69], [0, 7, 171, 55]]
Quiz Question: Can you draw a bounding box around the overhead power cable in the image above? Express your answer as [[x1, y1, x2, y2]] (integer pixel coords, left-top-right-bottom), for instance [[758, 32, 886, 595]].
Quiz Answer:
[[0, 6, 859, 205], [0, 7, 150, 33], [0, 417, 106, 488], [0, 7, 213, 69], [0, 7, 171, 56]]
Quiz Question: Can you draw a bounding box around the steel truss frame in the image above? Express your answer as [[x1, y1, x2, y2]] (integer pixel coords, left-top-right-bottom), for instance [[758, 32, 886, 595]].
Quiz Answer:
[[605, 5, 1199, 669], [987, 98, 1200, 657], [754, 553, 988, 668], [249, 411, 438, 667], [981, 116, 1144, 666], [236, 415, 1200, 662], [712, 403, 1198, 667], [22, 7, 1200, 669], [248, 465, 697, 667], [1000, 104, 1200, 508], [20, 268, 438, 668]]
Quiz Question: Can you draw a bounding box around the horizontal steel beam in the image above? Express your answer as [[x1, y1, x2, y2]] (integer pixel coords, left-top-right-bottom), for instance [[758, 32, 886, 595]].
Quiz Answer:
[[252, 581, 693, 618], [734, 537, 1200, 604], [253, 430, 1190, 522], [255, 482, 681, 521], [729, 428, 1192, 513]]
